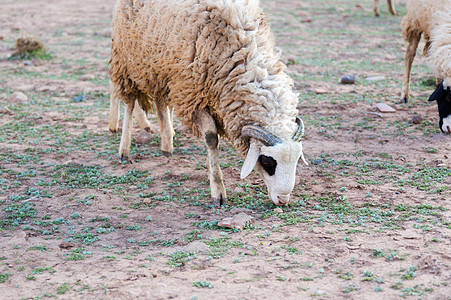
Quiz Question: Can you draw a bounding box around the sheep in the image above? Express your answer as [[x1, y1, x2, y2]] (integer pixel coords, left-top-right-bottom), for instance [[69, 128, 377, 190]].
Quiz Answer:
[[373, 0, 398, 17], [426, 5, 451, 133], [108, 0, 308, 206], [400, 0, 448, 103]]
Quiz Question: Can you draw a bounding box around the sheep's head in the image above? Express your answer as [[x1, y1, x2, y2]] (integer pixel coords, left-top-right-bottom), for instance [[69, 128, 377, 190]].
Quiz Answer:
[[240, 118, 307, 206], [428, 83, 451, 134]]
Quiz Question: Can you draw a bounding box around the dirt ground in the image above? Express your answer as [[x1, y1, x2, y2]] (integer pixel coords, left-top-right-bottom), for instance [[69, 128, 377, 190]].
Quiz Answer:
[[0, 0, 450, 299]]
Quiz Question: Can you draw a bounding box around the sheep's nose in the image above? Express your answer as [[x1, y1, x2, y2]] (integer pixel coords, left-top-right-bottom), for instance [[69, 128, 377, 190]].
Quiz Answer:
[[277, 195, 290, 206]]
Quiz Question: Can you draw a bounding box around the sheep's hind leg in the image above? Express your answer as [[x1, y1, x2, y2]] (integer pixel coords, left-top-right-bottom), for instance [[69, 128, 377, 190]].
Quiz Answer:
[[373, 0, 380, 17], [401, 32, 421, 103], [119, 100, 135, 162], [387, 0, 398, 16], [133, 100, 151, 132], [108, 86, 121, 133], [197, 108, 226, 206], [155, 101, 174, 158]]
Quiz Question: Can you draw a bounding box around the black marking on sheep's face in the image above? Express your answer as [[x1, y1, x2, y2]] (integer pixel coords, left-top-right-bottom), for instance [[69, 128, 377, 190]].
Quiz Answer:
[[259, 155, 277, 176], [428, 83, 451, 133]]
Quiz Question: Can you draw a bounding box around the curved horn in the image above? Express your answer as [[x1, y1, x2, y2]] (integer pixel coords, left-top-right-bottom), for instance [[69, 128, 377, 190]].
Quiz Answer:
[[242, 125, 282, 146], [292, 117, 305, 142]]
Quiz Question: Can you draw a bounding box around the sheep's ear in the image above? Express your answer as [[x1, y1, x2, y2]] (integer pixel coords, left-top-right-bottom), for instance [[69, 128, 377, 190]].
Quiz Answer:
[[241, 142, 260, 179], [429, 84, 446, 102]]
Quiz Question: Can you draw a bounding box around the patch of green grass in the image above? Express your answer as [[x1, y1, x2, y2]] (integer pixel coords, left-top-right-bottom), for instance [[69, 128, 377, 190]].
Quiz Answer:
[[192, 280, 212, 289], [57, 283, 71, 295], [167, 251, 197, 268], [0, 273, 10, 283]]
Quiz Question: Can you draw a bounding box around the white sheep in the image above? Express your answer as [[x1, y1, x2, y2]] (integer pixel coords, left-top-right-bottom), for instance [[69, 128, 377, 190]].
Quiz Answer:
[[373, 0, 398, 17], [108, 0, 307, 206], [400, 0, 447, 103], [400, 0, 451, 133], [427, 5, 451, 133]]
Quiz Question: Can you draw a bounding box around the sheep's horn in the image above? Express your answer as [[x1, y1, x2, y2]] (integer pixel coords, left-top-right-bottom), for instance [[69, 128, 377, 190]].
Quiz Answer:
[[242, 125, 282, 146], [292, 117, 305, 142]]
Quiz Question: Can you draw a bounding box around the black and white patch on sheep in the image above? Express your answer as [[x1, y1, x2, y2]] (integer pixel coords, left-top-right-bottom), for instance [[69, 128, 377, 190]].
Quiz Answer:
[[428, 83, 451, 134]]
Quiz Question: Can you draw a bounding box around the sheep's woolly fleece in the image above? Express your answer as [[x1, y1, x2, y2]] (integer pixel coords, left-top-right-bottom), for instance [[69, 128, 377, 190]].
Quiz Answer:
[[428, 2, 451, 88], [109, 0, 300, 157], [401, 0, 447, 55]]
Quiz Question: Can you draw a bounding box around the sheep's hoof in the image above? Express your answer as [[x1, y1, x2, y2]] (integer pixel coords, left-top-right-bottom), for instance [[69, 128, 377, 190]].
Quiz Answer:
[[213, 195, 227, 207], [161, 151, 172, 158], [120, 154, 129, 162], [144, 127, 151, 132], [401, 97, 409, 104], [109, 128, 118, 134]]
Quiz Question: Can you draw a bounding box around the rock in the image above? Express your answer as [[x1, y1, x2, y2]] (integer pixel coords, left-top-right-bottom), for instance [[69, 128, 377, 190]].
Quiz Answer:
[[410, 115, 423, 124], [341, 74, 356, 84], [365, 75, 385, 81], [0, 35, 4, 40], [59, 241, 76, 249], [315, 88, 328, 95], [23, 60, 34, 66], [0, 106, 12, 115], [169, 241, 209, 254], [0, 93, 7, 100], [80, 74, 95, 81], [10, 91, 28, 102], [218, 213, 255, 230], [355, 4, 364, 9], [136, 129, 153, 144], [301, 17, 313, 23], [274, 208, 283, 213], [73, 94, 86, 102], [375, 103, 396, 113]]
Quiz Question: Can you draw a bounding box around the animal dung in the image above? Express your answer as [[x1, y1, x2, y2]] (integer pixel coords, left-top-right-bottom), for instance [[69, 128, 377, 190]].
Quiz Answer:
[[136, 129, 153, 144], [375, 103, 396, 113], [15, 37, 44, 55]]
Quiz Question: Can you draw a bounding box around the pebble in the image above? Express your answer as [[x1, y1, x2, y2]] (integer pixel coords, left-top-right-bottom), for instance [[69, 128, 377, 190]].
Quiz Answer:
[[410, 115, 422, 124], [23, 60, 34, 66], [341, 74, 356, 84], [10, 91, 28, 102], [136, 129, 153, 144], [73, 94, 86, 102], [80, 74, 95, 81], [365, 75, 385, 81], [274, 208, 283, 213], [0, 93, 7, 100], [315, 88, 328, 95], [218, 213, 254, 230], [375, 103, 396, 113]]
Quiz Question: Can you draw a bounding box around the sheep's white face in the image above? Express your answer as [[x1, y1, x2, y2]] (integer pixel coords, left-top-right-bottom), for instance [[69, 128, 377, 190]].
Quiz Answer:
[[241, 140, 306, 205]]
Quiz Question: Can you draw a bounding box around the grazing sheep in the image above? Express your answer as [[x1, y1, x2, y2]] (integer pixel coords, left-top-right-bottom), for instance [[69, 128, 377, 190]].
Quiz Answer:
[[374, 0, 398, 17], [400, 0, 448, 103], [109, 0, 307, 206], [427, 5, 451, 133]]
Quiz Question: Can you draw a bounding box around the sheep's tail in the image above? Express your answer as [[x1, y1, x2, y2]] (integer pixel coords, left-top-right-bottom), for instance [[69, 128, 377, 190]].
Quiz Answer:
[[428, 3, 451, 88]]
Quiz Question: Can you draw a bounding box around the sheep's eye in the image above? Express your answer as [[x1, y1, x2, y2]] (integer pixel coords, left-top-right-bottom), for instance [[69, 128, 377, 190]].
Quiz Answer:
[[259, 155, 276, 176]]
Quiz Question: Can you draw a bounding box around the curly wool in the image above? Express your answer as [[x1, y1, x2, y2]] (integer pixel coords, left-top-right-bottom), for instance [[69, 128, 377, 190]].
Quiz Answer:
[[401, 0, 447, 55], [109, 0, 299, 157], [428, 3, 451, 88]]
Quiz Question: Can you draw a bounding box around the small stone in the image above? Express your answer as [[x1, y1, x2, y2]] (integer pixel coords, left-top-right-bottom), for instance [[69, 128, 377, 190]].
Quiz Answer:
[[136, 130, 153, 144], [365, 75, 385, 81], [376, 103, 396, 113], [340, 74, 356, 84], [301, 17, 313, 23], [218, 213, 254, 230], [355, 4, 364, 9], [59, 241, 76, 249], [410, 115, 422, 124], [80, 74, 95, 81], [23, 60, 34, 66], [73, 94, 86, 102], [10, 91, 28, 102], [274, 208, 283, 213], [0, 106, 12, 115], [0, 93, 7, 100], [0, 35, 4, 40], [315, 88, 328, 95]]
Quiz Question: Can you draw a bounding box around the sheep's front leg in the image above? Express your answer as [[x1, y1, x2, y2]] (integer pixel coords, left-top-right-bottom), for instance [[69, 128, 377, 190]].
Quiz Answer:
[[119, 100, 134, 162], [401, 33, 421, 103], [197, 109, 226, 206], [155, 101, 174, 157]]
